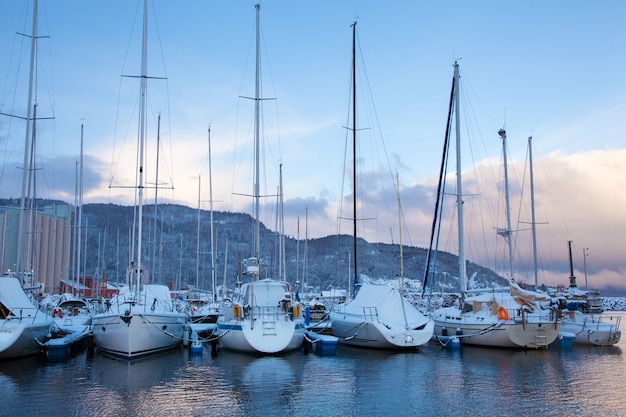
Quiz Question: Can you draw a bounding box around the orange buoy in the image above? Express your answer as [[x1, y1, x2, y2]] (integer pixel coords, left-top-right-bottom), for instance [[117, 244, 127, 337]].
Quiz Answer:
[[497, 306, 509, 321]]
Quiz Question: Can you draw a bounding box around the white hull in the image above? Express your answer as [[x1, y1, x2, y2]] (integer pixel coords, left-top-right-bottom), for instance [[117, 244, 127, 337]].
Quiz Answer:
[[433, 307, 560, 349], [92, 285, 186, 358], [330, 284, 434, 349], [92, 310, 186, 358], [0, 277, 54, 359], [0, 317, 53, 359], [217, 314, 305, 354], [331, 312, 434, 349], [559, 311, 621, 346], [216, 273, 305, 354]]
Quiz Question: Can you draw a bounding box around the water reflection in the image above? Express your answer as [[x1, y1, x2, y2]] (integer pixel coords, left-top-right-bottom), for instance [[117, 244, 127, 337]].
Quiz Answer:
[[1, 324, 626, 417]]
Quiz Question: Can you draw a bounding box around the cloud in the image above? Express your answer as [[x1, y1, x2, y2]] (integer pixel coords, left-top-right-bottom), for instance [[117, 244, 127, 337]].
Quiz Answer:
[[415, 146, 626, 292]]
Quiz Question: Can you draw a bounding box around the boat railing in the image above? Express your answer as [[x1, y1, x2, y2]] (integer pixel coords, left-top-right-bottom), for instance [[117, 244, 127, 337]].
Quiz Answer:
[[583, 314, 621, 332], [516, 307, 558, 326], [107, 292, 175, 314], [361, 307, 379, 321], [252, 305, 290, 321], [3, 306, 47, 324]]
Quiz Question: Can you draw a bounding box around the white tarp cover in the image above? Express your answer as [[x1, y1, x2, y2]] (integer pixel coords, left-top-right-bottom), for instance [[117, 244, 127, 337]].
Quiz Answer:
[[0, 277, 37, 311], [345, 283, 430, 328]]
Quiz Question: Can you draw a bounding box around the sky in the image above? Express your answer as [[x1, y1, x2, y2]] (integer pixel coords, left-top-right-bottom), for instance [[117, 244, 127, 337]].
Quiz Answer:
[[0, 1, 625, 293]]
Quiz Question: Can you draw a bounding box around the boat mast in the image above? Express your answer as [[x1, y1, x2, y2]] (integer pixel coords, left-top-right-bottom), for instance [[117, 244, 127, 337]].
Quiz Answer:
[[279, 163, 286, 281], [498, 128, 514, 281], [421, 68, 455, 295], [302, 206, 309, 292], [77, 124, 84, 292], [16, 0, 39, 278], [134, 0, 149, 294], [208, 125, 216, 301], [396, 172, 410, 329], [453, 62, 467, 293], [351, 21, 358, 295], [568, 240, 577, 288], [528, 136, 539, 289], [396, 172, 404, 297], [196, 174, 201, 288], [253, 3, 261, 261], [151, 113, 161, 283]]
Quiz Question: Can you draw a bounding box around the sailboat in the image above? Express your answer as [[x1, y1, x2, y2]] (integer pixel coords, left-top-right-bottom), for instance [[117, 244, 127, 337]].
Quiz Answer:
[[0, 0, 54, 360], [328, 22, 434, 349], [429, 62, 559, 349], [91, 0, 186, 359], [185, 154, 219, 337], [214, 4, 305, 354], [554, 241, 621, 346], [0, 276, 53, 359]]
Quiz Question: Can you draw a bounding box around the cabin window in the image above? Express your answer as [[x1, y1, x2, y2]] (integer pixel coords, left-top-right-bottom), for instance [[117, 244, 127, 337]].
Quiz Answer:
[[0, 303, 13, 319]]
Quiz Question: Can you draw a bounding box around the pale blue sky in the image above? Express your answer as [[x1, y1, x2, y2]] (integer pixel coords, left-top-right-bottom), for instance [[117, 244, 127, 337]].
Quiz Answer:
[[1, 1, 625, 291]]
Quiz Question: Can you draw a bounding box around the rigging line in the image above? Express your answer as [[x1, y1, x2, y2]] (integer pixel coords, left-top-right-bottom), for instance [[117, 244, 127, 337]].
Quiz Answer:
[[423, 73, 455, 295], [230, 7, 256, 212], [148, 0, 176, 191], [259, 23, 283, 165], [358, 35, 398, 244], [356, 32, 399, 215], [516, 143, 533, 280]]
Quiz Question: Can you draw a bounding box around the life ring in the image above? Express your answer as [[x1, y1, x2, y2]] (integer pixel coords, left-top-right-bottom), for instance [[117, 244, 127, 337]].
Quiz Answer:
[[232, 304, 242, 319], [497, 306, 509, 321], [52, 308, 64, 319], [292, 303, 301, 318]]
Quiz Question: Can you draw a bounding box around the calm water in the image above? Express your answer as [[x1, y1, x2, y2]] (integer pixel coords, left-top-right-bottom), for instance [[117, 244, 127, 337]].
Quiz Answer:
[[2, 315, 626, 417]]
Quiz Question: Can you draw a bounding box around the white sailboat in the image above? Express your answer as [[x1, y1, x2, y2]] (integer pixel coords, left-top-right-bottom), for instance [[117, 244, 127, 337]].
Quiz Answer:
[[0, 277, 53, 359], [555, 241, 621, 346], [91, 0, 186, 359], [0, 0, 54, 359], [329, 22, 434, 350], [215, 4, 304, 354], [185, 151, 219, 337], [430, 62, 559, 349]]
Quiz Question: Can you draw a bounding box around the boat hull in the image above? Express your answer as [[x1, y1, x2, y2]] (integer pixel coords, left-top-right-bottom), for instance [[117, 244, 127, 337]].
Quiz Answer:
[[0, 317, 53, 359], [433, 308, 559, 349], [330, 284, 434, 349], [0, 277, 54, 359], [217, 316, 305, 354], [559, 312, 621, 346], [216, 276, 305, 354], [92, 311, 186, 359], [330, 311, 434, 349]]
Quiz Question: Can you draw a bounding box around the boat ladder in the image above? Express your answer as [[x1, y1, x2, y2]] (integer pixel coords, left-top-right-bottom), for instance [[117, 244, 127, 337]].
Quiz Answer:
[[535, 334, 548, 348], [262, 320, 276, 336]]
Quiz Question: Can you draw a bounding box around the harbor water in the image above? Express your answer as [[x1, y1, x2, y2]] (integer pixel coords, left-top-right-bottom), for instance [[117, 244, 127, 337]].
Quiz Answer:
[[2, 315, 626, 417]]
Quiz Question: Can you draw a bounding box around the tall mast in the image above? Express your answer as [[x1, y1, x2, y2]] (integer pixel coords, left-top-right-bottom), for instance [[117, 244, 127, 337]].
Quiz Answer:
[[196, 174, 201, 288], [208, 125, 216, 300], [151, 113, 161, 283], [279, 163, 286, 281], [351, 21, 358, 295], [77, 124, 84, 291], [396, 172, 409, 329], [253, 3, 261, 260], [396, 172, 404, 296], [16, 0, 39, 277], [134, 0, 149, 293], [453, 62, 467, 293], [568, 240, 577, 288], [528, 136, 539, 289], [498, 128, 514, 281], [304, 206, 308, 290]]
